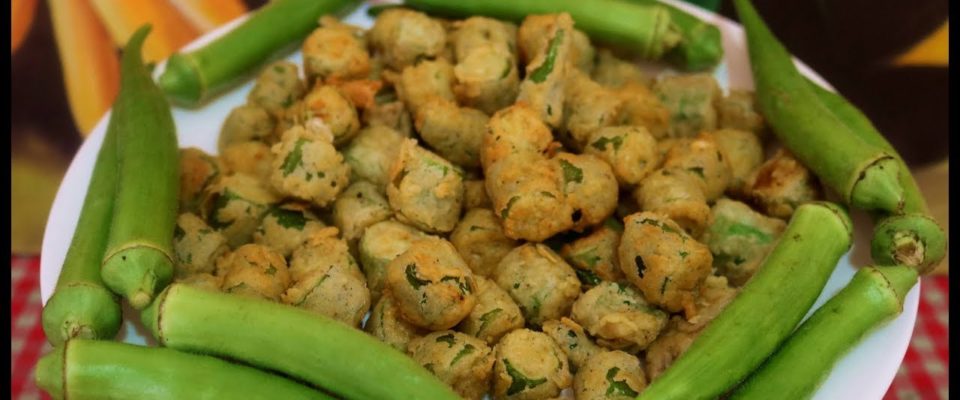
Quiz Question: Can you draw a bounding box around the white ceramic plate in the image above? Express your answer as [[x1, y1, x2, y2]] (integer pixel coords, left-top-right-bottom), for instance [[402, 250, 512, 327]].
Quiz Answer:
[[40, 2, 918, 399]]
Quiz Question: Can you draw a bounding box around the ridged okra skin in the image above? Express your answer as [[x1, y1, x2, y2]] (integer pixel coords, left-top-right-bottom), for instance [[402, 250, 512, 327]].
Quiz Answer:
[[637, 202, 853, 400], [34, 339, 331, 400], [625, 0, 723, 71], [142, 284, 461, 400]]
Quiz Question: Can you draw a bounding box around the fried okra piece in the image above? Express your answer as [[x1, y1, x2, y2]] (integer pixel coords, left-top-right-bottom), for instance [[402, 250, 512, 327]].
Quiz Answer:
[[173, 213, 229, 277], [174, 272, 221, 292], [517, 15, 592, 73], [633, 168, 711, 237], [252, 203, 328, 258], [303, 17, 370, 84], [395, 58, 457, 116], [710, 128, 764, 193], [386, 237, 478, 330], [616, 83, 671, 139], [560, 221, 624, 288], [743, 149, 822, 219], [453, 44, 520, 116], [618, 212, 713, 317], [179, 147, 223, 214], [662, 132, 733, 201], [365, 290, 424, 352], [555, 153, 619, 232], [342, 125, 405, 187], [584, 125, 660, 188], [571, 282, 668, 351], [492, 329, 572, 400], [269, 125, 350, 208], [414, 97, 487, 168], [653, 73, 721, 138], [701, 199, 787, 286], [362, 98, 413, 137], [284, 85, 360, 145], [463, 179, 492, 210], [202, 173, 280, 248], [368, 8, 447, 70], [281, 233, 370, 327], [218, 104, 276, 152], [386, 139, 464, 233], [574, 351, 647, 400], [451, 17, 517, 60], [717, 89, 765, 137], [561, 70, 622, 149], [457, 276, 525, 345], [221, 141, 274, 182], [486, 156, 572, 242], [570, 29, 596, 73], [358, 220, 432, 304], [450, 208, 518, 277], [592, 49, 651, 88], [493, 244, 581, 327], [409, 331, 495, 400], [331, 180, 393, 243], [516, 13, 575, 128], [248, 61, 305, 118], [542, 317, 603, 372], [481, 103, 554, 167], [217, 244, 291, 302]]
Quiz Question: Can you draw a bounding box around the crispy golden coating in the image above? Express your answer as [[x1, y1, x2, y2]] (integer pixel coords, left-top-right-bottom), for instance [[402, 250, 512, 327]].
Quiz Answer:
[[201, 173, 280, 248], [541, 317, 603, 372], [653, 73, 721, 138], [174, 212, 229, 277], [573, 351, 647, 400], [516, 13, 575, 128], [248, 61, 306, 118], [493, 244, 581, 327], [743, 149, 822, 219], [617, 83, 671, 139], [409, 331, 495, 400], [396, 58, 457, 116], [369, 8, 447, 70], [463, 179, 492, 210], [365, 290, 425, 352], [570, 281, 668, 351], [592, 49, 651, 88], [453, 44, 520, 115], [342, 125, 406, 187], [414, 97, 487, 168], [218, 104, 276, 152], [281, 232, 370, 327], [303, 17, 371, 84], [554, 153, 619, 232], [710, 128, 764, 193], [561, 69, 622, 150], [560, 221, 624, 287], [217, 243, 291, 302], [290, 84, 361, 145], [633, 168, 711, 237], [269, 125, 350, 207], [331, 180, 393, 243], [584, 125, 660, 188], [361, 99, 413, 137], [386, 139, 464, 233], [450, 208, 518, 277], [252, 203, 328, 258], [717, 89, 765, 137], [456, 276, 525, 345], [221, 141, 274, 182], [492, 329, 572, 400], [702, 199, 787, 286], [662, 132, 734, 201], [358, 220, 433, 305], [179, 147, 223, 215], [450, 17, 517, 61]]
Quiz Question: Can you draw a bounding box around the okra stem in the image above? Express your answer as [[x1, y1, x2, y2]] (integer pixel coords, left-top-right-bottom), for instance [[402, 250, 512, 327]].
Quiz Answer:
[[734, 0, 904, 213], [141, 283, 461, 400], [100, 26, 179, 309], [730, 265, 918, 399], [637, 202, 853, 400]]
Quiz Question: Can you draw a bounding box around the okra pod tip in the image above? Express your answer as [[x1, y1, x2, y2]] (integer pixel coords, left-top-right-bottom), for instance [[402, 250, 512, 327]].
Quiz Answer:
[[850, 157, 904, 213], [872, 213, 947, 275], [158, 54, 204, 107], [102, 244, 174, 309], [870, 265, 919, 307], [34, 346, 65, 400], [42, 282, 122, 346]]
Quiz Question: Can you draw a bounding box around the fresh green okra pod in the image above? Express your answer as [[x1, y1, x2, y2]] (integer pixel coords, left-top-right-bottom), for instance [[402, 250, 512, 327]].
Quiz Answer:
[[637, 202, 853, 400], [805, 80, 947, 274], [159, 0, 359, 107], [735, 0, 904, 213], [141, 283, 461, 400], [730, 265, 918, 399], [34, 339, 331, 400], [100, 26, 179, 310], [625, 0, 723, 70], [401, 0, 680, 60]]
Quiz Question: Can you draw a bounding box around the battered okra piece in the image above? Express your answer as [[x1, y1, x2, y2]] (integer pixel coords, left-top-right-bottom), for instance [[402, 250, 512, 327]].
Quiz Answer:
[[287, 84, 361, 145], [396, 58, 457, 116], [220, 141, 274, 182], [493, 244, 581, 327], [653, 73, 721, 138], [450, 17, 517, 60], [452, 44, 520, 116], [173, 213, 228, 278], [269, 125, 350, 208], [218, 104, 276, 152], [281, 232, 371, 327], [216, 243, 291, 302], [248, 61, 306, 118], [655, 138, 693, 167], [414, 97, 487, 168], [492, 329, 572, 400], [571, 281, 669, 351], [358, 220, 432, 304], [178, 147, 222, 214], [616, 83, 671, 139], [710, 128, 764, 193], [486, 157, 572, 242], [618, 212, 713, 317], [662, 132, 734, 201], [303, 17, 370, 84], [368, 8, 447, 70], [450, 208, 518, 277], [541, 317, 603, 372], [386, 139, 464, 233], [702, 199, 787, 286], [386, 237, 478, 330], [252, 203, 328, 258], [561, 70, 622, 150], [362, 97, 413, 137], [560, 221, 624, 287], [570, 29, 596, 74], [517, 15, 592, 73], [633, 168, 712, 237], [516, 13, 575, 128], [554, 153, 619, 232], [457, 276, 525, 345], [584, 126, 660, 188], [202, 173, 280, 248], [717, 89, 765, 137], [174, 272, 221, 292], [463, 179, 492, 210], [574, 351, 648, 400], [743, 149, 822, 219], [331, 180, 393, 244], [364, 290, 424, 352], [342, 125, 405, 187], [408, 331, 495, 400], [592, 49, 652, 88]]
